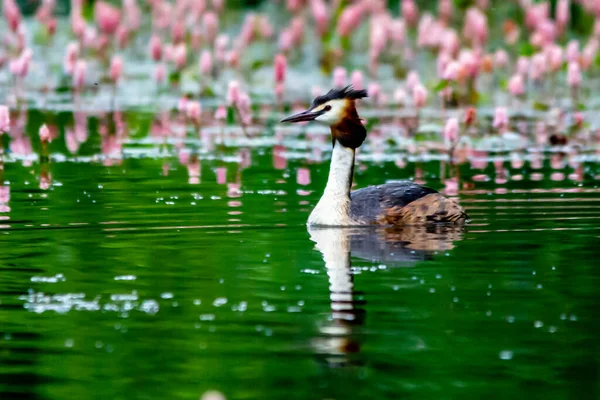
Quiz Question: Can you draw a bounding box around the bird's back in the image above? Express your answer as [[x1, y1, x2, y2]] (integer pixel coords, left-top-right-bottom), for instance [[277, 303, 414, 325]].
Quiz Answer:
[[350, 181, 467, 225]]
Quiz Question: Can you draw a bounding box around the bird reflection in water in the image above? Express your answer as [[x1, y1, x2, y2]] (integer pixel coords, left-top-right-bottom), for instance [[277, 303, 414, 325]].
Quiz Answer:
[[308, 225, 465, 368]]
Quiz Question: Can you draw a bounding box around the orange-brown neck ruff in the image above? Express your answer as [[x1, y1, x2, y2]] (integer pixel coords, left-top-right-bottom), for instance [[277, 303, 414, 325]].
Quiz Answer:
[[331, 101, 366, 149]]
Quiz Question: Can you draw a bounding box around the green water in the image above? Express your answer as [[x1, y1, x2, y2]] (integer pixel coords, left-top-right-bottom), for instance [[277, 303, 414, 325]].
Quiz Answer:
[[1, 115, 600, 400]]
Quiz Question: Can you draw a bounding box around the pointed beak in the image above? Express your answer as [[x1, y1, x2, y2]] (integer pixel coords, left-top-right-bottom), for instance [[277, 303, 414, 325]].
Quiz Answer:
[[280, 108, 321, 123]]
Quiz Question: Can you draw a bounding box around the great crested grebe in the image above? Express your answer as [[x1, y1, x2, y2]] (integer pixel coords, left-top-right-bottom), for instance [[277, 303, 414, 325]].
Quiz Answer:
[[281, 85, 468, 226]]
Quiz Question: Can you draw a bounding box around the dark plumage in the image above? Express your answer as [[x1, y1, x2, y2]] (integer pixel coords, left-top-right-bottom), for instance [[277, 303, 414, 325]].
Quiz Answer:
[[312, 85, 368, 108], [350, 181, 467, 225]]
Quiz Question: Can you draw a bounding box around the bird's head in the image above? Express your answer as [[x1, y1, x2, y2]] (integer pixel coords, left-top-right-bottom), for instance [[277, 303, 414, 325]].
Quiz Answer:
[[281, 85, 368, 148]]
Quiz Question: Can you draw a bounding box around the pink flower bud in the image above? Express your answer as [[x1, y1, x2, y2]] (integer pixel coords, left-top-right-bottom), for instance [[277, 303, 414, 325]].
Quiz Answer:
[[149, 34, 162, 61], [4, 0, 22, 32], [0, 105, 10, 133], [186, 101, 202, 124], [442, 61, 460, 81], [154, 63, 166, 84], [545, 44, 563, 71], [214, 105, 227, 121], [310, 0, 328, 36], [350, 70, 364, 90], [406, 70, 420, 91], [203, 12, 219, 44], [443, 117, 459, 142], [63, 42, 79, 74], [199, 50, 212, 75], [226, 50, 239, 68], [494, 49, 509, 68], [109, 55, 123, 82], [332, 66, 347, 88], [39, 124, 52, 143], [337, 4, 364, 37], [508, 74, 525, 96], [556, 0, 569, 31], [388, 19, 405, 45], [567, 62, 581, 87], [173, 43, 187, 70], [226, 81, 240, 106], [412, 84, 428, 108], [516, 56, 529, 75], [438, 0, 453, 22], [73, 59, 86, 89], [566, 40, 579, 63], [402, 0, 419, 27], [274, 54, 287, 84], [492, 107, 509, 130], [94, 1, 121, 35], [529, 53, 546, 81]]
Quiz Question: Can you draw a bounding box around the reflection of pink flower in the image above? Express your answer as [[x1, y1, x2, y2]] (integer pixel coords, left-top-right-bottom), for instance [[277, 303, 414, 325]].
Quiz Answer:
[[443, 118, 459, 142], [0, 105, 9, 133], [186, 101, 202, 124], [216, 167, 227, 184], [492, 107, 509, 130], [40, 172, 51, 190], [39, 124, 52, 143], [297, 168, 310, 186], [0, 186, 10, 203]]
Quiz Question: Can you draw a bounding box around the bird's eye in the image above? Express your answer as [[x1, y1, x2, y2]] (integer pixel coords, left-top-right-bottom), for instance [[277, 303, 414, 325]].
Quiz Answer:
[[323, 105, 332, 111]]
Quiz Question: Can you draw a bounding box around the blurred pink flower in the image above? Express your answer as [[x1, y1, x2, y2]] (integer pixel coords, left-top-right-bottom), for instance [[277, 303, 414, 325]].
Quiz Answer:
[[406, 70, 420, 91], [154, 63, 166, 84], [214, 105, 227, 121], [63, 42, 79, 74], [310, 0, 328, 36], [508, 74, 525, 96], [173, 43, 187, 70], [226, 81, 240, 106], [556, 0, 570, 32], [412, 84, 428, 108], [94, 1, 121, 35], [332, 67, 347, 88], [443, 117, 459, 142], [203, 12, 219, 44], [388, 19, 405, 46], [463, 7, 488, 46], [297, 167, 310, 186], [110, 55, 123, 83], [438, 0, 453, 22], [0, 106, 9, 133], [442, 61, 460, 81], [199, 50, 213, 76], [216, 167, 227, 184], [492, 107, 509, 130], [545, 44, 563, 71], [73, 60, 86, 89], [566, 40, 579, 63], [149, 34, 162, 61], [529, 53, 546, 81], [0, 185, 9, 204], [274, 54, 287, 84], [9, 49, 32, 78], [3, 0, 22, 32], [337, 4, 364, 37], [494, 49, 509, 68], [186, 101, 202, 124], [516, 56, 529, 76], [401, 0, 418, 27], [567, 62, 581, 87], [351, 70, 364, 90]]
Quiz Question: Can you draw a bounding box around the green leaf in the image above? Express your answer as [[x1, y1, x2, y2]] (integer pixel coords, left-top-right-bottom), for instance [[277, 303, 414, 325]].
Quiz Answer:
[[433, 80, 449, 92]]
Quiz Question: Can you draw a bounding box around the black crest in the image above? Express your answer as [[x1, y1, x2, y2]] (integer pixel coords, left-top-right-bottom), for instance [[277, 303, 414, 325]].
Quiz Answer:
[[312, 85, 368, 107]]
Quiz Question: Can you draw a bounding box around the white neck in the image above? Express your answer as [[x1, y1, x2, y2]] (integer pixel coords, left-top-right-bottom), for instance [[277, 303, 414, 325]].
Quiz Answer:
[[308, 142, 355, 226]]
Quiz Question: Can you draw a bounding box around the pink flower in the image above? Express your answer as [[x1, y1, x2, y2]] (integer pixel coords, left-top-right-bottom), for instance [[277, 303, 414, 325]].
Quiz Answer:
[[0, 105, 9, 133], [406, 70, 420, 91], [351, 70, 364, 90], [149, 34, 162, 61], [214, 34, 229, 62], [39, 124, 52, 143], [438, 0, 453, 22], [566, 40, 579, 63], [10, 49, 32, 78], [310, 0, 328, 36], [529, 53, 546, 81], [173, 43, 187, 70], [412, 84, 428, 108], [332, 67, 347, 88], [388, 19, 405, 45], [73, 60, 86, 89], [214, 105, 227, 121], [401, 0, 419, 27], [508, 74, 525, 96], [337, 4, 364, 37], [492, 107, 509, 130], [367, 83, 381, 102], [199, 50, 212, 76], [556, 0, 569, 32], [278, 30, 293, 52], [494, 49, 509, 68], [186, 101, 202, 124], [94, 1, 121, 35], [123, 0, 141, 31], [443, 117, 459, 142], [226, 50, 239, 68], [581, 43, 596, 70], [154, 63, 166, 84], [567, 62, 581, 87], [71, 13, 86, 37], [109, 55, 123, 82], [463, 7, 488, 46], [3, 0, 22, 32], [442, 61, 460, 81], [274, 54, 287, 84], [63, 42, 79, 74], [297, 167, 311, 186], [545, 44, 563, 71], [203, 12, 219, 44], [516, 56, 529, 76], [226, 81, 240, 106]]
